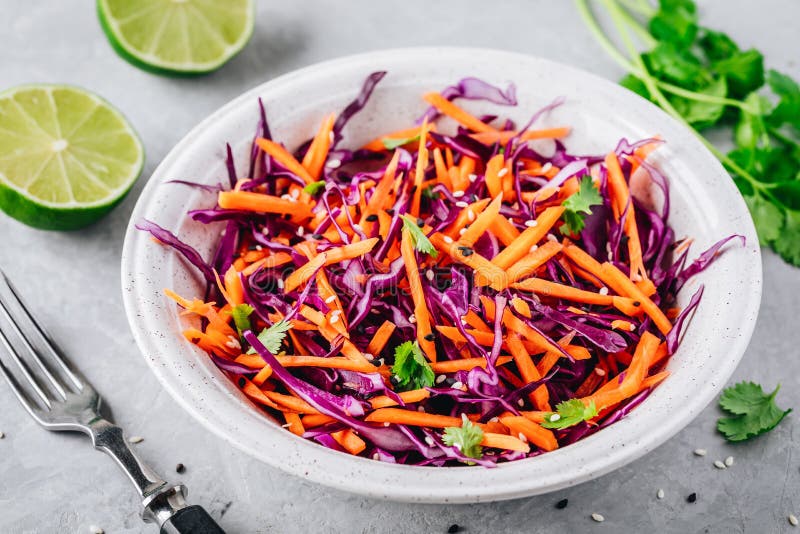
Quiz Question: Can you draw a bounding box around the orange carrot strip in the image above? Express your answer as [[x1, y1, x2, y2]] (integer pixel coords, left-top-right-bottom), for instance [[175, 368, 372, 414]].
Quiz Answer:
[[301, 414, 336, 427], [484, 154, 505, 200], [423, 92, 497, 133], [365, 320, 396, 356], [284, 412, 305, 436], [332, 429, 367, 455], [223, 265, 244, 306], [432, 148, 452, 189], [218, 190, 312, 218], [520, 411, 547, 424], [276, 356, 377, 373], [490, 214, 521, 246], [255, 137, 314, 184], [361, 124, 435, 152], [430, 233, 507, 290], [507, 333, 550, 411], [481, 432, 531, 453], [505, 241, 563, 283], [409, 120, 430, 217], [252, 364, 273, 386], [366, 408, 491, 430], [370, 389, 431, 409], [301, 113, 335, 180], [401, 229, 436, 361], [241, 252, 293, 276], [323, 238, 379, 265], [469, 127, 571, 145], [598, 262, 672, 334], [239, 377, 282, 410], [264, 391, 318, 414], [459, 193, 504, 246], [611, 319, 635, 331], [445, 198, 492, 239], [513, 277, 615, 306], [491, 207, 565, 269], [499, 415, 559, 452], [283, 253, 327, 294], [429, 356, 512, 374], [605, 152, 648, 282]]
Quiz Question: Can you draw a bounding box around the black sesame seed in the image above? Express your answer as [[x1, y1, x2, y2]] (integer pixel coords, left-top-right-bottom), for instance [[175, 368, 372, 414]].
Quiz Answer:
[[447, 525, 461, 534], [237, 377, 246, 388], [633, 301, 641, 307], [176, 463, 185, 474], [555, 498, 569, 509], [686, 492, 697, 503], [410, 185, 418, 194], [311, 233, 324, 240], [417, 217, 425, 227], [458, 246, 474, 257], [365, 214, 378, 222], [389, 376, 400, 386], [386, 208, 396, 215], [424, 333, 436, 341], [283, 214, 291, 220]]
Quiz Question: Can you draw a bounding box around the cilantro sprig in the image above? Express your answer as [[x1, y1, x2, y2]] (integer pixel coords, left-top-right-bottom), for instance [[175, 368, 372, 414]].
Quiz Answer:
[[577, 0, 800, 265], [401, 215, 438, 257], [541, 399, 599, 429], [391, 341, 435, 391], [382, 133, 421, 150], [717, 381, 791, 442], [246, 319, 291, 355], [230, 303, 255, 336], [303, 180, 326, 195], [442, 414, 484, 460], [561, 175, 602, 234]]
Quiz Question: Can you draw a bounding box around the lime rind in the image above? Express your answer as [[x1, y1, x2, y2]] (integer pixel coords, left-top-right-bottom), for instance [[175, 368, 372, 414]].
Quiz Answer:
[[97, 0, 255, 76], [0, 84, 144, 230]]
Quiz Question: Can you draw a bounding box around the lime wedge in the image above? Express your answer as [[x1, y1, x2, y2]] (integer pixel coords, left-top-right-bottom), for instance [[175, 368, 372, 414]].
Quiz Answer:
[[0, 85, 144, 230], [97, 0, 255, 75]]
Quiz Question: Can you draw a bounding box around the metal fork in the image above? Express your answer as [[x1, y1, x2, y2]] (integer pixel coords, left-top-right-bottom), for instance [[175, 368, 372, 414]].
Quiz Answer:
[[0, 270, 225, 534]]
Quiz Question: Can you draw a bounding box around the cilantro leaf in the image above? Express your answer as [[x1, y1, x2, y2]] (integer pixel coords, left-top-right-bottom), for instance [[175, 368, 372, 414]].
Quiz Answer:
[[773, 210, 800, 265], [742, 194, 784, 244], [561, 175, 602, 234], [541, 399, 598, 429], [698, 29, 739, 62], [230, 303, 254, 335], [247, 319, 291, 355], [712, 49, 764, 99], [401, 215, 438, 257], [669, 76, 727, 129], [648, 0, 697, 47], [303, 180, 326, 195], [717, 382, 792, 442], [766, 70, 800, 131], [734, 93, 771, 149], [442, 414, 484, 460], [391, 341, 435, 391], [620, 74, 651, 101], [642, 42, 708, 89], [382, 134, 421, 150]]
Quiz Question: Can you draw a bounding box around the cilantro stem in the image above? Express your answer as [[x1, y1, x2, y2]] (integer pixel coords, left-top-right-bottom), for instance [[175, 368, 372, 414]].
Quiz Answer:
[[575, 0, 637, 72], [768, 126, 800, 150], [616, 0, 655, 18]]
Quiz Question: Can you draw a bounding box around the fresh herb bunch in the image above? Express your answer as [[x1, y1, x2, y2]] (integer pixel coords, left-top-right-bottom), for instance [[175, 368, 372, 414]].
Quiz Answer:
[[577, 0, 800, 265]]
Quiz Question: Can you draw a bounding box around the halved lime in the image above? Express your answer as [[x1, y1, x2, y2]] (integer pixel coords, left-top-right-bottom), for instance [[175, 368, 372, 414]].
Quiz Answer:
[[97, 0, 255, 75], [0, 85, 144, 231]]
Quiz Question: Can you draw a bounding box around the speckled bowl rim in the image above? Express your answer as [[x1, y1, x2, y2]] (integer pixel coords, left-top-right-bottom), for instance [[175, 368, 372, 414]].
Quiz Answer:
[[121, 47, 761, 503]]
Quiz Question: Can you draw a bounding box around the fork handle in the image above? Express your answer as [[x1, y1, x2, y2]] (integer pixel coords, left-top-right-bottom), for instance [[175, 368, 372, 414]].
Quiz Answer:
[[160, 505, 225, 534]]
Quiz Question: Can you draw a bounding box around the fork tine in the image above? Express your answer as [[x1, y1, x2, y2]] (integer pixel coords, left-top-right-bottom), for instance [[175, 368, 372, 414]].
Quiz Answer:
[[0, 270, 84, 392], [0, 324, 51, 409], [0, 356, 46, 423]]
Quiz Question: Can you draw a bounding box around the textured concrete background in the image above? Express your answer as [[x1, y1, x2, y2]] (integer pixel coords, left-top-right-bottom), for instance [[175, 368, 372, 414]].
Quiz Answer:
[[0, 1, 798, 532]]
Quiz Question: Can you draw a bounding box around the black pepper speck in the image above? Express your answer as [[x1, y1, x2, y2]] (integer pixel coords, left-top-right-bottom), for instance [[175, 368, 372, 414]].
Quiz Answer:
[[555, 498, 569, 509], [687, 492, 697, 503]]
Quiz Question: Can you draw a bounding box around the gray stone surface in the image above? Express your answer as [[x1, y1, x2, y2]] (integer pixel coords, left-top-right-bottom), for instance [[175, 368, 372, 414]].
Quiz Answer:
[[0, 1, 798, 532]]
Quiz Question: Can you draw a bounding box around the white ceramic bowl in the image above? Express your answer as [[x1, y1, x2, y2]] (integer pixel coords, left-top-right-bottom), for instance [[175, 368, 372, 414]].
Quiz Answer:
[[121, 48, 761, 503]]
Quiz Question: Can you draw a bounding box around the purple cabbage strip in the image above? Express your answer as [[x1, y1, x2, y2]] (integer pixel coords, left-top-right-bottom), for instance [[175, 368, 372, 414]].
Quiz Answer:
[[136, 219, 215, 283]]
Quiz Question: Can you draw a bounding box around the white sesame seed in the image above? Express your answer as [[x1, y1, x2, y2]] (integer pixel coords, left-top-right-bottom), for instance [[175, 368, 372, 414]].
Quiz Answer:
[[374, 358, 384, 366], [128, 436, 144, 444], [598, 286, 609, 296], [657, 488, 665, 500], [0, 431, 4, 439], [546, 233, 558, 242], [89, 526, 104, 534], [329, 131, 335, 143], [291, 188, 300, 199], [489, 417, 499, 423], [424, 436, 435, 446], [331, 309, 341, 317], [408, 314, 416, 324], [629, 323, 636, 332], [713, 460, 727, 469], [443, 236, 454, 244], [453, 190, 465, 198], [261, 226, 269, 235], [383, 422, 390, 427], [221, 230, 226, 236], [468, 173, 478, 183], [363, 353, 374, 360], [281, 423, 292, 428], [327, 159, 342, 169], [517, 398, 525, 407], [595, 367, 607, 377], [455, 201, 469, 208], [631, 273, 643, 282], [789, 514, 799, 526], [591, 513, 605, 523], [254, 245, 263, 252], [435, 375, 447, 385], [426, 269, 435, 281], [329, 314, 340, 324], [452, 381, 464, 390], [325, 295, 336, 304], [296, 226, 305, 236], [467, 209, 476, 222], [417, 406, 426, 412], [529, 245, 539, 253], [459, 228, 467, 236], [280, 194, 292, 201], [724, 456, 734, 467], [607, 250, 614, 261], [498, 167, 509, 178], [549, 413, 561, 422], [225, 337, 241, 350], [508, 217, 516, 225], [694, 448, 707, 457], [541, 162, 553, 173], [524, 219, 538, 228], [277, 279, 285, 289], [518, 432, 528, 443]]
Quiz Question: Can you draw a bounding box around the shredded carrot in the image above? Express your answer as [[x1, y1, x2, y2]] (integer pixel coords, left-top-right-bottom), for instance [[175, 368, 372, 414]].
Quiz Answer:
[[481, 432, 531, 453], [366, 320, 396, 357], [332, 429, 367, 455], [301, 113, 336, 180], [422, 92, 497, 133], [218, 190, 312, 218], [283, 253, 327, 294], [469, 127, 571, 145], [401, 229, 436, 361], [255, 138, 314, 184], [491, 207, 565, 269], [499, 415, 558, 452]]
